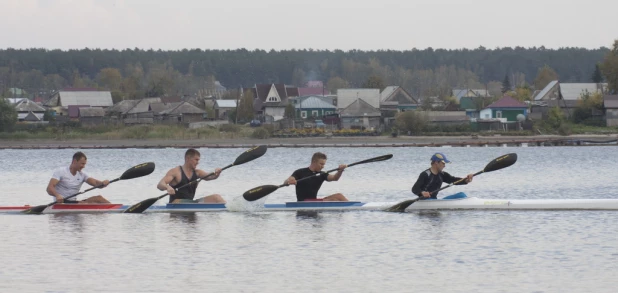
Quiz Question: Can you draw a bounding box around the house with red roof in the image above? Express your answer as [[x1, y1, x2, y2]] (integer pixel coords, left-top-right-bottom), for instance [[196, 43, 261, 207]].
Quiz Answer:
[[479, 96, 528, 122]]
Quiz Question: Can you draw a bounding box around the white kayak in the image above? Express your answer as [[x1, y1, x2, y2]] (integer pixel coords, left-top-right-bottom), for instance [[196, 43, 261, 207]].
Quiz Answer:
[[3, 193, 618, 214]]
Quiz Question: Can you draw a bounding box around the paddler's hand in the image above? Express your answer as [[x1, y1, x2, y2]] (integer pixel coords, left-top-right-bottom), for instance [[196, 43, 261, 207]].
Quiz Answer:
[[286, 177, 297, 186], [166, 185, 176, 195], [55, 195, 64, 203], [465, 174, 474, 183], [100, 180, 110, 188], [421, 191, 430, 198], [338, 164, 347, 172], [212, 168, 222, 179]]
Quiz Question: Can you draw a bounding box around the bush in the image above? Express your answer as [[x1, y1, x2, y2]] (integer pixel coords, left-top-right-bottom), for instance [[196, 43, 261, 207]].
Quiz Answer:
[[557, 123, 572, 136], [219, 124, 241, 133], [251, 127, 270, 139]]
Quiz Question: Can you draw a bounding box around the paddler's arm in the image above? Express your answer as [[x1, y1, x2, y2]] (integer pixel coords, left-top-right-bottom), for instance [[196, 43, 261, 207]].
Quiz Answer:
[[86, 177, 110, 188], [157, 168, 178, 195], [327, 164, 347, 181], [198, 168, 222, 181], [443, 172, 473, 185], [285, 176, 297, 185], [411, 172, 429, 198], [46, 178, 64, 203]]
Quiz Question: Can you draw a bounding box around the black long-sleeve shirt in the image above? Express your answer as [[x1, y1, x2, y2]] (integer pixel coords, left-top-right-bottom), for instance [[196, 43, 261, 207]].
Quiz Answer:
[[411, 169, 467, 199]]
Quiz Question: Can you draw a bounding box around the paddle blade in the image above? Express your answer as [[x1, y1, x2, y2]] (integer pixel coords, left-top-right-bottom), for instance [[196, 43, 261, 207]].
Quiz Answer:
[[120, 162, 156, 180], [384, 198, 419, 212], [231, 145, 267, 167], [348, 154, 393, 168], [123, 197, 160, 213], [21, 205, 48, 215], [483, 153, 517, 173], [243, 185, 279, 201]]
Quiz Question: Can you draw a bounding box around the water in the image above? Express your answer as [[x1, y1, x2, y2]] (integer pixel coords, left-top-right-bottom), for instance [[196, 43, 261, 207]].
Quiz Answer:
[[1, 146, 617, 292]]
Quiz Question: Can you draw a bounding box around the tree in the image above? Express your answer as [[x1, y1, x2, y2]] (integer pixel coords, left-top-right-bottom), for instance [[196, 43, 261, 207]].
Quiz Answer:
[[291, 68, 306, 87], [501, 74, 511, 93], [96, 68, 122, 91], [534, 65, 559, 90], [237, 90, 254, 123], [284, 102, 295, 119], [592, 63, 603, 83], [362, 75, 385, 90], [546, 106, 564, 129], [326, 76, 349, 94], [394, 110, 429, 134], [0, 98, 17, 132], [601, 40, 618, 93], [506, 86, 532, 102]]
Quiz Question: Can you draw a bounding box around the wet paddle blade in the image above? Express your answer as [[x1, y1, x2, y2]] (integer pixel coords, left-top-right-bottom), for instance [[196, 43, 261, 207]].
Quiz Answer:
[[123, 197, 160, 213], [119, 162, 156, 180], [21, 204, 48, 215], [384, 198, 419, 213], [232, 145, 268, 166], [243, 185, 279, 201], [483, 153, 517, 173]]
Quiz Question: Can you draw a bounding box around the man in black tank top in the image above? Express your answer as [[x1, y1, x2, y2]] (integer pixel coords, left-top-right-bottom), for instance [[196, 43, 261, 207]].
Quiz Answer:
[[285, 152, 349, 202], [156, 148, 225, 203], [411, 152, 474, 199]]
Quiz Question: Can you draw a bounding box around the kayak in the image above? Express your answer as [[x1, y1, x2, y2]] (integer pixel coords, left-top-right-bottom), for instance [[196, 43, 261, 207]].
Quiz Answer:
[[3, 193, 618, 214]]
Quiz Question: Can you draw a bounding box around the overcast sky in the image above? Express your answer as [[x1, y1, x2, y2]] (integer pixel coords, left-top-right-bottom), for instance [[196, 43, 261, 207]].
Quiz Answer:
[[2, 0, 617, 51]]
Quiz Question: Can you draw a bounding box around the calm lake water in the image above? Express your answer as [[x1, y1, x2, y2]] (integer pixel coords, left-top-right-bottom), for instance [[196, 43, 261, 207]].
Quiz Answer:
[[1, 146, 617, 292]]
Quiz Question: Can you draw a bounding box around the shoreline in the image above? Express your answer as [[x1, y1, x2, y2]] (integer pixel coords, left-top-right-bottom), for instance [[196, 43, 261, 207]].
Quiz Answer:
[[1, 134, 618, 149]]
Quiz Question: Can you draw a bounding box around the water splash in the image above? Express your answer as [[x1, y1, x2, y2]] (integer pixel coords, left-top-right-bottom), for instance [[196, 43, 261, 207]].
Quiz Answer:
[[225, 196, 268, 212]]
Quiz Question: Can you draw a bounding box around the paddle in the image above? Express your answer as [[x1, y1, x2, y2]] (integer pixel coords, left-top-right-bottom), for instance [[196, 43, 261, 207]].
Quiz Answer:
[[22, 162, 156, 214], [384, 153, 518, 212], [123, 145, 268, 213], [243, 154, 393, 202]]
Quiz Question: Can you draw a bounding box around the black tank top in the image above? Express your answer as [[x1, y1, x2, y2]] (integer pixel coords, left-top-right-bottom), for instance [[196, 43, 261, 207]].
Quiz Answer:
[[169, 166, 198, 203]]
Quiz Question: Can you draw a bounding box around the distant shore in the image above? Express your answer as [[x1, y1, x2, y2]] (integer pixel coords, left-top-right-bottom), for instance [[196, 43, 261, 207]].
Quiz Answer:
[[1, 134, 617, 149]]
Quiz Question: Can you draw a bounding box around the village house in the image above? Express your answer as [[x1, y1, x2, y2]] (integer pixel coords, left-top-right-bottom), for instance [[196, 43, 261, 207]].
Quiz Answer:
[[14, 99, 46, 122], [249, 83, 299, 123], [44, 88, 113, 117]]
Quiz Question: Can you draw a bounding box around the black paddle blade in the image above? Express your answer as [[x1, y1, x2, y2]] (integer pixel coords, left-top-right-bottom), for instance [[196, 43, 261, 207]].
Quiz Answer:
[[123, 197, 160, 213], [384, 198, 420, 212], [483, 153, 517, 173], [243, 185, 279, 201], [233, 145, 267, 166], [21, 204, 48, 215], [348, 154, 393, 168], [120, 162, 155, 180]]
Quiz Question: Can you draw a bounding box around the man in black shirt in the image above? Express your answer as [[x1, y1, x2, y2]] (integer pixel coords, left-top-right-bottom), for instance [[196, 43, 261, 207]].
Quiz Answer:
[[411, 152, 473, 199], [156, 148, 224, 203], [285, 152, 348, 202]]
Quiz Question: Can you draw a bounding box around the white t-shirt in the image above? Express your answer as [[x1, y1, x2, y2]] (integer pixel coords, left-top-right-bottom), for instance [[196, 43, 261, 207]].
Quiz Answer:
[[51, 167, 90, 199]]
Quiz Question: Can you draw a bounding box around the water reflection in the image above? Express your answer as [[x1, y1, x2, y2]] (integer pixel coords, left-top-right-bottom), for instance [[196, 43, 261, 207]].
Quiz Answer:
[[168, 213, 198, 225], [296, 211, 320, 219]]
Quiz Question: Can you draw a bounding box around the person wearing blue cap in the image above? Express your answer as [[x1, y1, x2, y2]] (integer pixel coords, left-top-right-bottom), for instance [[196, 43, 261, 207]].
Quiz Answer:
[[411, 153, 473, 199]]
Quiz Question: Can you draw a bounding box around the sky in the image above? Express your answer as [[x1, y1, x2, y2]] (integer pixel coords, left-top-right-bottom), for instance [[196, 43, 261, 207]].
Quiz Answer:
[[1, 0, 617, 51]]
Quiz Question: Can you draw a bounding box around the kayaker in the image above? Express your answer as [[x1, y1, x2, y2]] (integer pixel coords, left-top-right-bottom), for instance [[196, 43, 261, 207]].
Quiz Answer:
[[412, 153, 474, 199], [285, 152, 349, 202], [46, 151, 111, 203], [156, 148, 225, 203]]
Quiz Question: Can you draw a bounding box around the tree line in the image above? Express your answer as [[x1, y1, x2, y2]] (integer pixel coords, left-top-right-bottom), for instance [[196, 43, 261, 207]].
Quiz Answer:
[[0, 45, 615, 100]]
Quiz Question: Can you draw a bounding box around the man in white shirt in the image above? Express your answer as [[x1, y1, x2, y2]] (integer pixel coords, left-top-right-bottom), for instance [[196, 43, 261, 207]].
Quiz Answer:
[[46, 152, 111, 203]]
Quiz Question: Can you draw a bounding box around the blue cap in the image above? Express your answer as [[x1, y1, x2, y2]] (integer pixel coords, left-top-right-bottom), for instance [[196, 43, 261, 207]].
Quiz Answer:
[[431, 153, 451, 163]]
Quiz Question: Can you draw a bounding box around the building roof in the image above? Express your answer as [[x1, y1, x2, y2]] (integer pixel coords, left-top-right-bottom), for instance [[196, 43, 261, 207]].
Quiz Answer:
[[452, 89, 489, 101], [380, 86, 418, 104], [559, 83, 607, 100], [533, 80, 559, 101], [47, 90, 113, 107], [14, 99, 46, 112], [160, 101, 206, 115], [79, 107, 106, 117], [127, 98, 162, 114], [23, 111, 42, 121], [215, 100, 237, 108], [296, 96, 336, 109], [339, 98, 381, 117], [149, 102, 178, 113], [485, 96, 527, 109], [604, 95, 618, 108]]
